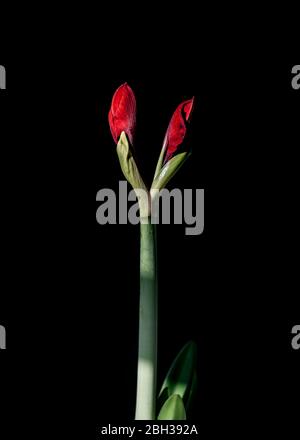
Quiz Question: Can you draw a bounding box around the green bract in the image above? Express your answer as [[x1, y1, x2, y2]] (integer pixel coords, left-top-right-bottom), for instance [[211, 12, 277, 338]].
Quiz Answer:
[[116, 132, 147, 192], [151, 152, 191, 192]]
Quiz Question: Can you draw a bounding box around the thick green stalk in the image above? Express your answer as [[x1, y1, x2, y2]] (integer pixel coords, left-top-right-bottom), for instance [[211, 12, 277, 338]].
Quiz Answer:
[[135, 218, 158, 420]]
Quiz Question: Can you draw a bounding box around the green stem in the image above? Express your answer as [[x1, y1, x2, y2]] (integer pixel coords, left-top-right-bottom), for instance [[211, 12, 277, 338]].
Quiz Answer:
[[135, 218, 158, 420]]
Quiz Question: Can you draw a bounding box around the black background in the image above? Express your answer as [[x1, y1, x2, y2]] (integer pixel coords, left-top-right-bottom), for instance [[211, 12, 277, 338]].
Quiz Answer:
[[0, 56, 299, 437]]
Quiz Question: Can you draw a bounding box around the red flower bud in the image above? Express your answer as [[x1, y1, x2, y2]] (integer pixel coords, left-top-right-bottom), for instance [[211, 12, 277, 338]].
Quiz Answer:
[[108, 83, 136, 145], [164, 98, 194, 163]]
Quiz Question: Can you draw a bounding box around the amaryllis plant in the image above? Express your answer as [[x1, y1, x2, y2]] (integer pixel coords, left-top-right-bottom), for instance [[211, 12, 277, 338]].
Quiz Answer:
[[108, 83, 197, 420]]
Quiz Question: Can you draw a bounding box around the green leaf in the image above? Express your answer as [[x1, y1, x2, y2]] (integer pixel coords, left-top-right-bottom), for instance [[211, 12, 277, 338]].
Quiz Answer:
[[151, 152, 191, 191], [185, 371, 198, 413], [116, 132, 147, 192], [157, 394, 186, 420], [158, 341, 197, 410]]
